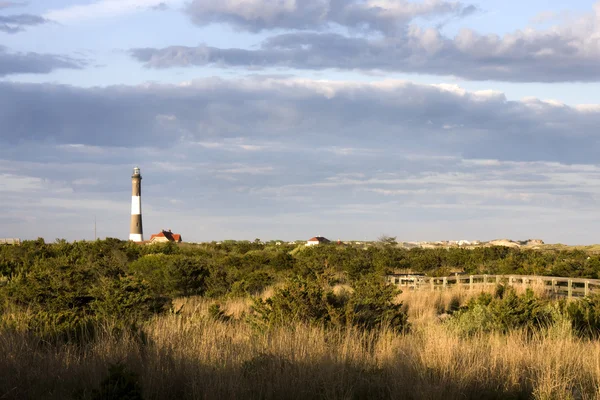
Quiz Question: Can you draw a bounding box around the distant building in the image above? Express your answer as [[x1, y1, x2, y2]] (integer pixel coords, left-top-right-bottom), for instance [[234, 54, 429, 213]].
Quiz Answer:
[[306, 236, 330, 246], [0, 238, 21, 245], [150, 229, 182, 244]]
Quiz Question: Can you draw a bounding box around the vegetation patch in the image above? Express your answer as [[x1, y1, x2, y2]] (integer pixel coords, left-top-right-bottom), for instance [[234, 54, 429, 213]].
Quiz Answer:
[[449, 285, 555, 335], [1, 239, 600, 398], [250, 274, 408, 332]]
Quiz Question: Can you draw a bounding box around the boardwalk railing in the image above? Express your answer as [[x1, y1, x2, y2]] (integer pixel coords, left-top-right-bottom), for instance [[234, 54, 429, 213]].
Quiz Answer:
[[386, 274, 600, 299]]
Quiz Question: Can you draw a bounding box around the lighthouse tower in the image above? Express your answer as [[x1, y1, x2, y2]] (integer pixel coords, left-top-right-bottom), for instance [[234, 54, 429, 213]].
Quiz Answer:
[[129, 167, 144, 242]]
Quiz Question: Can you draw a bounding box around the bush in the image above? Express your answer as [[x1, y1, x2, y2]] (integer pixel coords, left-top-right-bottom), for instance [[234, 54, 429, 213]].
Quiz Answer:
[[128, 255, 208, 297], [1, 259, 169, 340], [250, 275, 335, 328], [344, 275, 408, 332], [565, 294, 600, 338], [250, 274, 408, 332], [204, 265, 236, 298], [90, 276, 171, 321], [449, 285, 554, 335], [230, 271, 275, 296]]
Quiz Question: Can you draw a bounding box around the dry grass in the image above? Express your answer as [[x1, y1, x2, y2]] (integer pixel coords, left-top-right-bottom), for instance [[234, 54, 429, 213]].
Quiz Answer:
[[2, 288, 600, 399]]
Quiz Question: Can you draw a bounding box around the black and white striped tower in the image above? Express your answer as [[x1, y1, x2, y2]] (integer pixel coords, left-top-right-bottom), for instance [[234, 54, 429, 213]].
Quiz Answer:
[[129, 166, 143, 242]]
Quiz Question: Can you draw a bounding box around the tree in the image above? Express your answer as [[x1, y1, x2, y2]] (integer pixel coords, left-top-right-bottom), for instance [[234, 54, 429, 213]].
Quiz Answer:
[[377, 235, 397, 246]]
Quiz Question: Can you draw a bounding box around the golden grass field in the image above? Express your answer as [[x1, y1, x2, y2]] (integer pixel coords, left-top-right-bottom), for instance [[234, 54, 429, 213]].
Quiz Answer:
[[2, 286, 600, 399]]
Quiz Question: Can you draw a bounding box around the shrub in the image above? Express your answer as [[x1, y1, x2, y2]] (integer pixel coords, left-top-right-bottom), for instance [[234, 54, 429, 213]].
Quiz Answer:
[[250, 274, 408, 332], [204, 265, 236, 298], [449, 285, 554, 335], [90, 276, 171, 321], [128, 255, 208, 297], [344, 275, 408, 332], [250, 275, 334, 328], [565, 294, 600, 338], [2, 260, 169, 340], [230, 271, 275, 296]]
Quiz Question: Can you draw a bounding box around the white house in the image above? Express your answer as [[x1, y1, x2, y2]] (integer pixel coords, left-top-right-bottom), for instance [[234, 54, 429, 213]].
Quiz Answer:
[[306, 236, 331, 246], [149, 230, 183, 243]]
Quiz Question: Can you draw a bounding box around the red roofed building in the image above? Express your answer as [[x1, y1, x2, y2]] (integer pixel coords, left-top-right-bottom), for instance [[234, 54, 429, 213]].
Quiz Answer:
[[150, 229, 183, 244], [306, 236, 330, 246]]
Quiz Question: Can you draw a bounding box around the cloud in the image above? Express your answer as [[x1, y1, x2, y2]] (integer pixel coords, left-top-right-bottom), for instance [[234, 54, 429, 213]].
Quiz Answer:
[[0, 1, 25, 9], [1, 77, 600, 164], [215, 164, 274, 175], [151, 2, 169, 11], [44, 0, 184, 22], [0, 173, 45, 192], [0, 46, 85, 76], [185, 0, 476, 34], [131, 1, 600, 82], [3, 77, 600, 243], [0, 13, 48, 33]]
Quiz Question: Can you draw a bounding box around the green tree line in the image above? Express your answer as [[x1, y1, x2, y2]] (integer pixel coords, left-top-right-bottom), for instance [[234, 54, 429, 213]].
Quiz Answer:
[[1, 238, 600, 340]]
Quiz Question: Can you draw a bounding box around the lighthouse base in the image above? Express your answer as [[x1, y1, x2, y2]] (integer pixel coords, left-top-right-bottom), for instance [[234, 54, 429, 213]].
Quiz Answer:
[[129, 233, 143, 242]]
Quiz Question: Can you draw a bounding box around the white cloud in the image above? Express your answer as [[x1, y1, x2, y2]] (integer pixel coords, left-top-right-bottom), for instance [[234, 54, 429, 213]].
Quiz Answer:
[[215, 164, 274, 175], [0, 173, 44, 192], [57, 144, 106, 154], [131, 1, 600, 82], [44, 0, 184, 22]]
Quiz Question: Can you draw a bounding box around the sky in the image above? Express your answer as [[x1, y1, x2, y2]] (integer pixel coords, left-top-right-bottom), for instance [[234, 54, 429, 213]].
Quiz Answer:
[[2, 1, 600, 244]]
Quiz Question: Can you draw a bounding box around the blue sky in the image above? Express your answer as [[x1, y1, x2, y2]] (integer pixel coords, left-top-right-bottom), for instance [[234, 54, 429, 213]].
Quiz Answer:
[[3, 0, 600, 244]]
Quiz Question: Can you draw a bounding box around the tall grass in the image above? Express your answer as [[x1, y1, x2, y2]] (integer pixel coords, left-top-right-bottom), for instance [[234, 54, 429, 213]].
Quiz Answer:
[[1, 287, 599, 399]]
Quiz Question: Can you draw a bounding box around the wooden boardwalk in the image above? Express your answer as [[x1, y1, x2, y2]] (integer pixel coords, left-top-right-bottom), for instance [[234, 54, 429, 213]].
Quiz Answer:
[[386, 274, 600, 299]]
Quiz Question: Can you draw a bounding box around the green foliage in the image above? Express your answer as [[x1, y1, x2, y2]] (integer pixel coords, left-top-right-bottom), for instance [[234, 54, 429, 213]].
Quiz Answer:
[[565, 294, 600, 338], [230, 270, 275, 296], [0, 253, 169, 340], [204, 265, 235, 298], [128, 254, 208, 297], [92, 362, 143, 400], [3, 239, 600, 297], [251, 275, 334, 328], [90, 276, 170, 320], [250, 274, 408, 332], [449, 285, 555, 335], [345, 275, 408, 332], [4, 238, 600, 344]]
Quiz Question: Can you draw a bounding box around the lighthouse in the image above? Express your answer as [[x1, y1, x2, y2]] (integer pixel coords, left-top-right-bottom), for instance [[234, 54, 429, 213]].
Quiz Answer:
[[129, 166, 144, 242]]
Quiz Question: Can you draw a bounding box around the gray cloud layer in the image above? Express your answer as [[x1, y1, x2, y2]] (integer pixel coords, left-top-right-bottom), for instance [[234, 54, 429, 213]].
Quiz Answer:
[[0, 13, 48, 33], [2, 77, 600, 163], [131, 1, 600, 82], [186, 0, 475, 34], [0, 46, 84, 76], [3, 77, 600, 242]]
